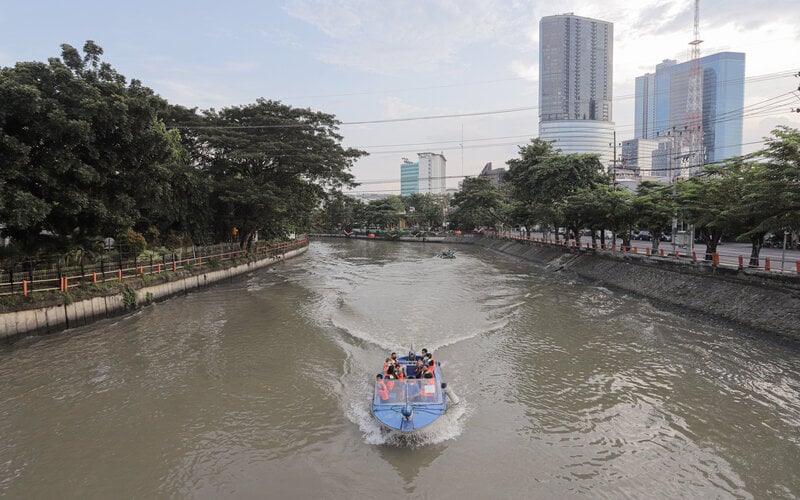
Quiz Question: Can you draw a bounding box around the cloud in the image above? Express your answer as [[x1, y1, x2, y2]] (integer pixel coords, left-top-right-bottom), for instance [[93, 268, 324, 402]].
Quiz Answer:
[[283, 0, 532, 75], [508, 60, 537, 82], [260, 28, 304, 50], [152, 79, 232, 109], [380, 96, 430, 119]]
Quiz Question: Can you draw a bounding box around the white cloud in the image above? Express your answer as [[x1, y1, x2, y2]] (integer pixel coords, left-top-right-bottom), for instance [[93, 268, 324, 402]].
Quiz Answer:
[[380, 96, 430, 119], [508, 60, 537, 82], [152, 80, 231, 109], [283, 0, 532, 75]]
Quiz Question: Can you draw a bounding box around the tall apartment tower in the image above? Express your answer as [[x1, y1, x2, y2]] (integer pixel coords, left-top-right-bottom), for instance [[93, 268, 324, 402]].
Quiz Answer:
[[539, 13, 615, 166], [634, 52, 745, 170]]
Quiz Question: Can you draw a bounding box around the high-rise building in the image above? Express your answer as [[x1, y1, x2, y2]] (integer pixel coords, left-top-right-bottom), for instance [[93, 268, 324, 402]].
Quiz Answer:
[[478, 162, 505, 186], [400, 158, 419, 196], [621, 138, 660, 178], [417, 152, 447, 195], [400, 153, 447, 195], [539, 13, 614, 166], [634, 52, 745, 168]]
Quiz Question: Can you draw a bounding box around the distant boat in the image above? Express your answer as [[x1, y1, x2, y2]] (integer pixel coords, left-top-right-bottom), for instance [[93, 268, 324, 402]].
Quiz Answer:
[[371, 351, 458, 433], [439, 249, 456, 259]]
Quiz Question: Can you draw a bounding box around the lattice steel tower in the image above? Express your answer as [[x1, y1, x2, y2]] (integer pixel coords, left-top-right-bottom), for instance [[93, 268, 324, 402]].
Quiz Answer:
[[682, 0, 704, 177]]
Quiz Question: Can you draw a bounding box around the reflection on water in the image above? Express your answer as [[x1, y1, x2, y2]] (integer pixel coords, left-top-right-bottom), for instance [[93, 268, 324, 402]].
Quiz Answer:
[[0, 238, 798, 498]]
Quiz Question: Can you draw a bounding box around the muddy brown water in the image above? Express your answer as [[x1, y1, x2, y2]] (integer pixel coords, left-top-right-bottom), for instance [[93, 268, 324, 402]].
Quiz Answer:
[[1, 239, 798, 498]]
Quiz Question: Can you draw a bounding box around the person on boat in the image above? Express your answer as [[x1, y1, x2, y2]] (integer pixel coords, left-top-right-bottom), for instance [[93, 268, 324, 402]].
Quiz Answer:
[[421, 348, 435, 367], [385, 365, 397, 390], [383, 352, 399, 375], [420, 364, 437, 398], [376, 374, 389, 402], [413, 358, 426, 378], [395, 364, 407, 380]]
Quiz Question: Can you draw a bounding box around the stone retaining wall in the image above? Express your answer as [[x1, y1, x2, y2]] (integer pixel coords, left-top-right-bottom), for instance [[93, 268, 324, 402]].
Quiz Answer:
[[0, 245, 307, 341], [474, 237, 800, 339]]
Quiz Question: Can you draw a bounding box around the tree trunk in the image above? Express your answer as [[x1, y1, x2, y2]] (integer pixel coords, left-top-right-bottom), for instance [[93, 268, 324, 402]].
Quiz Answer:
[[748, 235, 763, 267], [704, 232, 721, 261]]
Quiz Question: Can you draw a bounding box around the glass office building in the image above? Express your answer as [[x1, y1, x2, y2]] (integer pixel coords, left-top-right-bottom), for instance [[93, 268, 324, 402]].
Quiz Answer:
[[634, 52, 745, 165], [539, 13, 614, 166], [400, 159, 419, 196], [400, 153, 447, 195]]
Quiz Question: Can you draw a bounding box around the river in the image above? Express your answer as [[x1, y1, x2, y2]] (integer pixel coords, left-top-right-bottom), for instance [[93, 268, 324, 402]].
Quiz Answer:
[[1, 238, 798, 498]]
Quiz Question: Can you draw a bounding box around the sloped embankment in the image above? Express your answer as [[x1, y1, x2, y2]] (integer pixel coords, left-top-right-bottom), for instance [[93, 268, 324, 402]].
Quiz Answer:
[[474, 237, 800, 340]]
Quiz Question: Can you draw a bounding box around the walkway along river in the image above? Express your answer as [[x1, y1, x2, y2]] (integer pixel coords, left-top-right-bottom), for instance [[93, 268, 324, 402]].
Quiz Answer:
[[0, 238, 798, 497]]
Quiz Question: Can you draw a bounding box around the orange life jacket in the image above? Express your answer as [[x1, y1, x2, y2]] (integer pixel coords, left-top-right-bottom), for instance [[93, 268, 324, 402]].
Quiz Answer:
[[385, 374, 396, 391], [377, 380, 389, 401]]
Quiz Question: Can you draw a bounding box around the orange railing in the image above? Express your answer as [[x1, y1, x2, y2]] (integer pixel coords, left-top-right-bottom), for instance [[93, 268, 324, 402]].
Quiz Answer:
[[477, 231, 800, 276], [0, 238, 308, 296]]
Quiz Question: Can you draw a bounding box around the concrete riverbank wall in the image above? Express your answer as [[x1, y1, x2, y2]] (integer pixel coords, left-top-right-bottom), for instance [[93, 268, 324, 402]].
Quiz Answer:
[[473, 236, 800, 340], [0, 245, 308, 341]]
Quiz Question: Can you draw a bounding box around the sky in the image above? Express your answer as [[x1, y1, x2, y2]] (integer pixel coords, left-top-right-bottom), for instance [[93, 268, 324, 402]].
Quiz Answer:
[[2, 0, 799, 194]]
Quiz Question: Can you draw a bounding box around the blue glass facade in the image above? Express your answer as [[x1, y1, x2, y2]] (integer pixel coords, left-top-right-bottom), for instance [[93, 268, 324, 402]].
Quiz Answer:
[[400, 161, 419, 196], [634, 52, 745, 164]]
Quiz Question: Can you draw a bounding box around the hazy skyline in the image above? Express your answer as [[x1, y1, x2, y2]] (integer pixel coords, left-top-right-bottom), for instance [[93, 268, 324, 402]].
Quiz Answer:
[[2, 0, 799, 193]]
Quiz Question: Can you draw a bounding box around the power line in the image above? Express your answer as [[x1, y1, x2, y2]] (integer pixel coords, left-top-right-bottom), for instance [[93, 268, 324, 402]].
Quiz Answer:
[[167, 70, 796, 131], [280, 76, 528, 100]]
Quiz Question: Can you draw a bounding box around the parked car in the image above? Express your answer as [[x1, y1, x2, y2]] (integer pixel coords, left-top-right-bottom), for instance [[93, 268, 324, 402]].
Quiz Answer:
[[659, 233, 672, 242], [634, 230, 652, 241]]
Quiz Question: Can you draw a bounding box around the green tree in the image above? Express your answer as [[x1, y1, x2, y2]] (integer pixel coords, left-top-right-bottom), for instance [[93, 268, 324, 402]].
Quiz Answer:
[[677, 160, 754, 261], [633, 181, 674, 251], [320, 192, 363, 232], [505, 139, 605, 240], [402, 193, 444, 229], [190, 99, 366, 247], [0, 42, 181, 255], [741, 126, 800, 245], [563, 187, 609, 247], [449, 177, 508, 230], [363, 196, 405, 228], [602, 187, 637, 248]]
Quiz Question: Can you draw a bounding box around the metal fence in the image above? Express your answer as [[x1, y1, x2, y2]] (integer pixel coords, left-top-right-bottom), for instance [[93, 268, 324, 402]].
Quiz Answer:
[[0, 238, 308, 296], [485, 231, 800, 276]]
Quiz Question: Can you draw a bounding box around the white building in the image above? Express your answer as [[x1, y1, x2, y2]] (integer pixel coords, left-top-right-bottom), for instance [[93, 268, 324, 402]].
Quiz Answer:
[[417, 152, 447, 195], [539, 121, 615, 166]]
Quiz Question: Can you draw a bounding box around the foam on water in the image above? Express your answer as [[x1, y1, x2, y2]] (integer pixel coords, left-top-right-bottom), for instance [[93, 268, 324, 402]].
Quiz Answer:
[[287, 240, 525, 445]]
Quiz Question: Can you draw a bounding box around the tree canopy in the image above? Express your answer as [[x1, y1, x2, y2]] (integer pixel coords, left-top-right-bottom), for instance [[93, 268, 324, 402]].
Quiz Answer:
[[1, 42, 365, 259]]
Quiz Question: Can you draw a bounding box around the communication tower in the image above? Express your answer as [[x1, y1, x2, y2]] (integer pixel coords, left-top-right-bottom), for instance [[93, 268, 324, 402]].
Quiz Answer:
[[682, 0, 704, 177]]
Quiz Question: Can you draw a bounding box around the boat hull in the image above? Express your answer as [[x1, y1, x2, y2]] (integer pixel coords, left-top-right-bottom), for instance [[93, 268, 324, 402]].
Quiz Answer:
[[371, 356, 447, 433]]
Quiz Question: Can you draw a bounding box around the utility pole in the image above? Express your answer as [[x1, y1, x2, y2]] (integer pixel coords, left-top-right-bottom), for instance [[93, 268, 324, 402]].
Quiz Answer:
[[609, 130, 620, 190]]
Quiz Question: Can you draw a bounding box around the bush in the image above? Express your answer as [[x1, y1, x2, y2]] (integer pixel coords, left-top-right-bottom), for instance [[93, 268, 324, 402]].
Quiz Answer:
[[117, 228, 147, 255], [122, 286, 138, 310]]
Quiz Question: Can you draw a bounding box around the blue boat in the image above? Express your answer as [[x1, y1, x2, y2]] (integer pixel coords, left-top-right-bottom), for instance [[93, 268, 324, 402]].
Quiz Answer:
[[371, 351, 458, 433]]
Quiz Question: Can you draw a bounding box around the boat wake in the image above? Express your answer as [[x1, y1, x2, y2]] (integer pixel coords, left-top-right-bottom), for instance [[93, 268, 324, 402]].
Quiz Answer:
[[356, 397, 468, 447]]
